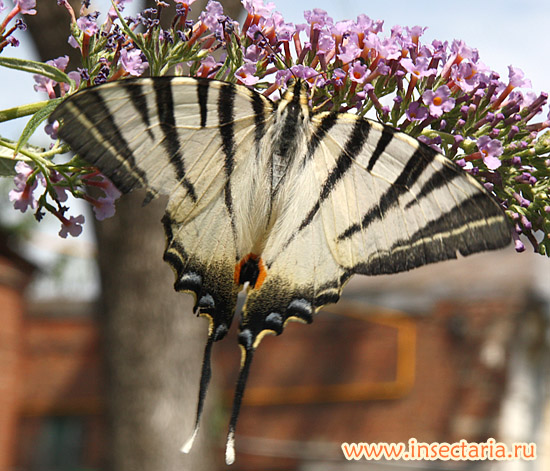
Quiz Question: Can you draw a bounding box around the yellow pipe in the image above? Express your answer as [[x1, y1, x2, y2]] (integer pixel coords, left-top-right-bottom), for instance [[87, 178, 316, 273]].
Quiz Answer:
[[240, 304, 417, 406]]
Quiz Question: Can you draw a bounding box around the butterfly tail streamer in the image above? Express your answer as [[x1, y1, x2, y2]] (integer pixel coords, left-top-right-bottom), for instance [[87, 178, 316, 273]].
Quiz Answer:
[[225, 342, 256, 465], [181, 332, 216, 454]]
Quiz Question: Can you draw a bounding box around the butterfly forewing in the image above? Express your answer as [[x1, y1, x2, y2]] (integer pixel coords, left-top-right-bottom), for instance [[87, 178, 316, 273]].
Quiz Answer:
[[298, 114, 511, 275]]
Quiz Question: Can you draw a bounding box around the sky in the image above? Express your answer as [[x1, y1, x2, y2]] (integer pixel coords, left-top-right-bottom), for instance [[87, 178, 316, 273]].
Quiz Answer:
[[0, 0, 549, 300], [273, 0, 550, 97]]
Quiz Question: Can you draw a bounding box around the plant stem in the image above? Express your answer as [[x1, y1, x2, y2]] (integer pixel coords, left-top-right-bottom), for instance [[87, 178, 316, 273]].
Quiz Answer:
[[0, 101, 51, 123]]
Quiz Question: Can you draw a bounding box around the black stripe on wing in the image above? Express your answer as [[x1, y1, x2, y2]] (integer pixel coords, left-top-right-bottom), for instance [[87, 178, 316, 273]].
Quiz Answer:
[[297, 117, 372, 234], [251, 91, 269, 144], [153, 79, 198, 202], [404, 159, 463, 210], [305, 112, 339, 160], [367, 126, 396, 171], [338, 144, 439, 240], [122, 81, 154, 140], [52, 89, 148, 194], [197, 79, 209, 128], [352, 193, 511, 275], [218, 82, 237, 218]]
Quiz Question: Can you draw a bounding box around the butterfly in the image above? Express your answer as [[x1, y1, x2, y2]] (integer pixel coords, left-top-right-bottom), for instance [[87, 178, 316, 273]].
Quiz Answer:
[[50, 76, 511, 464]]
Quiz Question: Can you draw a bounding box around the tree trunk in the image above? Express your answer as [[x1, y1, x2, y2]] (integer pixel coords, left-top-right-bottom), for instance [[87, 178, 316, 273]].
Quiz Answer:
[[24, 0, 243, 469], [95, 192, 216, 471]]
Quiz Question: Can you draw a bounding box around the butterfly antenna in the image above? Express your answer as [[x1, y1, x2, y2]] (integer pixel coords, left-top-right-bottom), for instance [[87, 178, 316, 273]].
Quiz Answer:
[[181, 332, 215, 454], [225, 343, 255, 465]]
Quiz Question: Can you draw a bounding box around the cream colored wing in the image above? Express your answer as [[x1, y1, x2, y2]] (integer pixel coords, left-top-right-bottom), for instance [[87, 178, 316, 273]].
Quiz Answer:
[[307, 113, 512, 274], [235, 109, 511, 388], [52, 76, 274, 329]]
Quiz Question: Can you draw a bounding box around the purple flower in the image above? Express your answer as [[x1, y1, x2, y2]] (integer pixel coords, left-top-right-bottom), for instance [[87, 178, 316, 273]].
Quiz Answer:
[[107, 0, 133, 21], [406, 25, 426, 41], [441, 39, 478, 78], [64, 70, 81, 92], [450, 61, 488, 93], [477, 135, 503, 170], [8, 162, 38, 213], [374, 59, 390, 76], [92, 194, 119, 220], [508, 65, 531, 88], [0, 1, 6, 13], [337, 42, 360, 63], [512, 232, 525, 252], [304, 8, 333, 27], [406, 101, 428, 121], [235, 62, 259, 86], [82, 173, 121, 217], [317, 30, 335, 54], [331, 68, 346, 86], [242, 0, 275, 17], [349, 61, 367, 83], [196, 56, 220, 77], [45, 120, 59, 139], [12, 161, 33, 185], [48, 170, 69, 203], [59, 214, 85, 238], [430, 40, 447, 61], [331, 20, 354, 38], [199, 1, 225, 33], [275, 69, 292, 87], [92, 201, 113, 220], [76, 14, 99, 36], [401, 57, 436, 79], [514, 172, 537, 185], [119, 48, 148, 76], [33, 56, 70, 98], [450, 39, 478, 62], [16, 0, 36, 15], [422, 85, 455, 118], [264, 11, 294, 41], [100, 177, 121, 201], [290, 64, 320, 85], [512, 192, 531, 208], [244, 44, 261, 62]]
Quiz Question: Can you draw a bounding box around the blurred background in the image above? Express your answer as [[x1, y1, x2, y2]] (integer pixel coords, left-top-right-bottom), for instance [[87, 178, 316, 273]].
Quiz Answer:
[[1, 0, 549, 470]]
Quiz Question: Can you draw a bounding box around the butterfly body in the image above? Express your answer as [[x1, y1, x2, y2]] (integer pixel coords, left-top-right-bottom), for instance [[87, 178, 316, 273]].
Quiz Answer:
[[50, 76, 510, 464]]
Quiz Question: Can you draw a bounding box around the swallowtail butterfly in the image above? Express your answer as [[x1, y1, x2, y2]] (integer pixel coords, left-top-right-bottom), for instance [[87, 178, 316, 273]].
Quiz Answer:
[[50, 77, 511, 464]]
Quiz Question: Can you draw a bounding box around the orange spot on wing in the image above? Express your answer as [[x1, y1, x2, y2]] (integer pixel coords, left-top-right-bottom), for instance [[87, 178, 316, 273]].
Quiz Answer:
[[234, 254, 268, 289], [255, 258, 267, 289]]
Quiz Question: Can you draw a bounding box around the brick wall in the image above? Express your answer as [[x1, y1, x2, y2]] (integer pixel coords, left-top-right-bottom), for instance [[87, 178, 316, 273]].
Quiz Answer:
[[0, 247, 33, 470]]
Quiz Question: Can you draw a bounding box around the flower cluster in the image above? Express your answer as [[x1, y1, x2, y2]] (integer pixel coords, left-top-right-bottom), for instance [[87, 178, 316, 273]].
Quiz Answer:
[[1, 0, 549, 254], [0, 0, 35, 51], [7, 160, 121, 238]]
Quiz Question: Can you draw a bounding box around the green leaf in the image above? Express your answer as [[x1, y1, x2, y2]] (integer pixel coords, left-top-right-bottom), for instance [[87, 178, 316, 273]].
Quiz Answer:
[[0, 57, 74, 85], [0, 138, 45, 176], [0, 156, 17, 177], [15, 97, 64, 154]]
